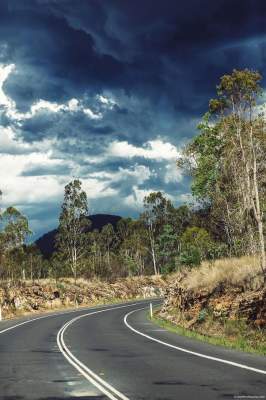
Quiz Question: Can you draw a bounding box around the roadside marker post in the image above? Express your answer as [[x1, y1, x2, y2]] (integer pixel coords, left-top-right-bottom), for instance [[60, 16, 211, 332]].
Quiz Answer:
[[150, 303, 153, 319], [0, 305, 2, 321]]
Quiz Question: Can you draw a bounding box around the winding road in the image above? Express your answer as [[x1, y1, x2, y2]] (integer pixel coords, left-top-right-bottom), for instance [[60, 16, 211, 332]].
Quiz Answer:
[[0, 299, 265, 400]]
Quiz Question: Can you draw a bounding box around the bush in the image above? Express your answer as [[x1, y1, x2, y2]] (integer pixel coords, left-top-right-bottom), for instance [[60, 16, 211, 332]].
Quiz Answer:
[[160, 261, 177, 274], [198, 308, 208, 323], [179, 247, 201, 267]]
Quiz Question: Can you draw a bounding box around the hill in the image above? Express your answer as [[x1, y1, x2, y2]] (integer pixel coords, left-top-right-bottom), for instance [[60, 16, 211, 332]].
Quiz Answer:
[[35, 214, 121, 258]]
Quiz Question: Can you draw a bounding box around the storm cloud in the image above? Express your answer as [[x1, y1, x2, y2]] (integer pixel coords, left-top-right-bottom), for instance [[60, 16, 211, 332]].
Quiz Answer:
[[0, 0, 266, 239]]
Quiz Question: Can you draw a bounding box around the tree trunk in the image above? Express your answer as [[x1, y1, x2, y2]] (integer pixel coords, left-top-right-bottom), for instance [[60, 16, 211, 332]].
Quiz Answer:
[[249, 125, 265, 273], [151, 241, 158, 275], [30, 253, 33, 282]]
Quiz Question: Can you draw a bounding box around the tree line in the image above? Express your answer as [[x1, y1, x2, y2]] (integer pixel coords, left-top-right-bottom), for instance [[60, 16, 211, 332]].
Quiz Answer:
[[54, 181, 227, 282], [0, 68, 265, 281]]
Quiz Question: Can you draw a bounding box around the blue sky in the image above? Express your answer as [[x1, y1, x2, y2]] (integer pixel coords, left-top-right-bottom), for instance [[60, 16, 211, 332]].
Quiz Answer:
[[0, 0, 266, 239]]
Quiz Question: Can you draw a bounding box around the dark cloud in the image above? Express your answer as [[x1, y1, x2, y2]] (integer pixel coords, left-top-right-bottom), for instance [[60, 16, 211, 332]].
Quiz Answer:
[[1, 0, 266, 239], [20, 164, 72, 177]]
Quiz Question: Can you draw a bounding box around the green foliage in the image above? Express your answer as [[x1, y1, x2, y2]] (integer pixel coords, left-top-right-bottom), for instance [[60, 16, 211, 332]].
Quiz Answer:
[[123, 255, 139, 276], [56, 179, 90, 281], [1, 207, 32, 249], [197, 308, 208, 323], [157, 224, 178, 273], [179, 247, 201, 267], [178, 68, 266, 267], [0, 206, 33, 280], [178, 227, 217, 267], [181, 227, 212, 255]]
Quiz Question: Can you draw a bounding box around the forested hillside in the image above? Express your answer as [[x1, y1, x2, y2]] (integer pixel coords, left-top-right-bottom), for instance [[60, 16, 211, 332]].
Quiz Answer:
[[36, 214, 122, 258]]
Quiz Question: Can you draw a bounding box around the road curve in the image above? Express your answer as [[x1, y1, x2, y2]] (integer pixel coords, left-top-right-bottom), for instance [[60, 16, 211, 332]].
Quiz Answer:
[[0, 299, 265, 400]]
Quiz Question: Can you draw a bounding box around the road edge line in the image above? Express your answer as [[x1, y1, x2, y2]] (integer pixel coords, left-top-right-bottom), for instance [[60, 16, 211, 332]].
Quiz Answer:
[[124, 307, 266, 376]]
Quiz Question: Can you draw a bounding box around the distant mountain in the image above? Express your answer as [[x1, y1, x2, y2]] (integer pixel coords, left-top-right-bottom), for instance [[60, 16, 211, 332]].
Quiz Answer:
[[35, 214, 122, 258]]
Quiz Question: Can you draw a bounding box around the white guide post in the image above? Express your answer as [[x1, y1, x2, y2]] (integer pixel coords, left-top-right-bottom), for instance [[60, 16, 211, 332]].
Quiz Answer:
[[0, 305, 2, 321], [150, 302, 153, 319]]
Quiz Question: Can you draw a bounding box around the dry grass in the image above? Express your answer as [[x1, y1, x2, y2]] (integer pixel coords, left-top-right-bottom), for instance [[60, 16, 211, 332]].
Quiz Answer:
[[19, 275, 166, 289], [181, 255, 263, 292]]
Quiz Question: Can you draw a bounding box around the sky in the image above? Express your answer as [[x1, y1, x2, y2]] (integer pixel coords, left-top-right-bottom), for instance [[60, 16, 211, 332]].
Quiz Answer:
[[1, 0, 266, 240]]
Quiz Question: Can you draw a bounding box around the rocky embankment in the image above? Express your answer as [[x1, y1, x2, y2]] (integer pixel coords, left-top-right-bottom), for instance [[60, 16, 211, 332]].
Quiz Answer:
[[159, 257, 266, 346], [0, 275, 166, 319], [160, 272, 266, 329]]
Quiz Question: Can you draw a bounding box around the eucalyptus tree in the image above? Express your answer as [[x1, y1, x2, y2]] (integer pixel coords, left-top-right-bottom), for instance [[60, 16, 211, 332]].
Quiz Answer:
[[2, 207, 31, 250], [209, 69, 265, 270], [101, 223, 116, 269], [141, 192, 174, 275], [0, 207, 31, 279], [56, 179, 90, 283], [119, 219, 148, 276], [157, 224, 179, 273], [179, 69, 266, 272]]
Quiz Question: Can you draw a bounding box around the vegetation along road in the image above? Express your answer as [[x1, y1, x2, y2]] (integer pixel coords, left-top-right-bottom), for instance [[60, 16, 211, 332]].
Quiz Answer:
[[0, 299, 265, 400]]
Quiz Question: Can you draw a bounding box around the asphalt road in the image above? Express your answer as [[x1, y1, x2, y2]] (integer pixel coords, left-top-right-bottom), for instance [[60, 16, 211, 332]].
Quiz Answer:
[[0, 299, 265, 400]]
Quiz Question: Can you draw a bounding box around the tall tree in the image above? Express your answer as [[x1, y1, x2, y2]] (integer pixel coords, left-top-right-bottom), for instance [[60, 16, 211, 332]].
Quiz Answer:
[[101, 223, 116, 269], [0, 207, 31, 280], [56, 179, 90, 283], [157, 224, 178, 273], [179, 69, 266, 272], [119, 220, 148, 276], [2, 207, 31, 250], [209, 69, 265, 271], [141, 192, 174, 274]]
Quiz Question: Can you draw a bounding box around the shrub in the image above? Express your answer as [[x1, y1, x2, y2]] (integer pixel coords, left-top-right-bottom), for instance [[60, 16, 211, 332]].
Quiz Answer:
[[179, 247, 201, 267], [198, 308, 208, 323]]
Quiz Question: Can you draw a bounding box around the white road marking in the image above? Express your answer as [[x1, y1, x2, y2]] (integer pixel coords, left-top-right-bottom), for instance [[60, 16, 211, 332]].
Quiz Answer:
[[0, 301, 147, 335], [0, 300, 158, 399], [0, 308, 85, 335], [57, 302, 147, 400], [124, 307, 266, 376]]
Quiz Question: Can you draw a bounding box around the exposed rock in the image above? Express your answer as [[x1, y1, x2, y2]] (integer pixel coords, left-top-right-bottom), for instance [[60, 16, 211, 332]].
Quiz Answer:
[[160, 272, 266, 329], [0, 275, 167, 319]]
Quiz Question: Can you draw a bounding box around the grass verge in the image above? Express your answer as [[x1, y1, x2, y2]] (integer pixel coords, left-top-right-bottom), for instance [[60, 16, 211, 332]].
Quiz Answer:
[[149, 308, 266, 356]]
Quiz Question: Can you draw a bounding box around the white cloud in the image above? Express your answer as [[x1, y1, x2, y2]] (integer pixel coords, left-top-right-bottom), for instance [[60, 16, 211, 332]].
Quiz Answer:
[[97, 95, 109, 104], [124, 186, 153, 209], [108, 139, 179, 161], [83, 107, 102, 119], [0, 153, 64, 205], [90, 164, 151, 184], [0, 134, 71, 206], [68, 98, 79, 111], [0, 125, 58, 155], [0, 126, 32, 154], [81, 178, 118, 199], [164, 162, 183, 183], [0, 64, 104, 122], [30, 99, 65, 114], [96, 94, 117, 109], [0, 64, 16, 110]]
